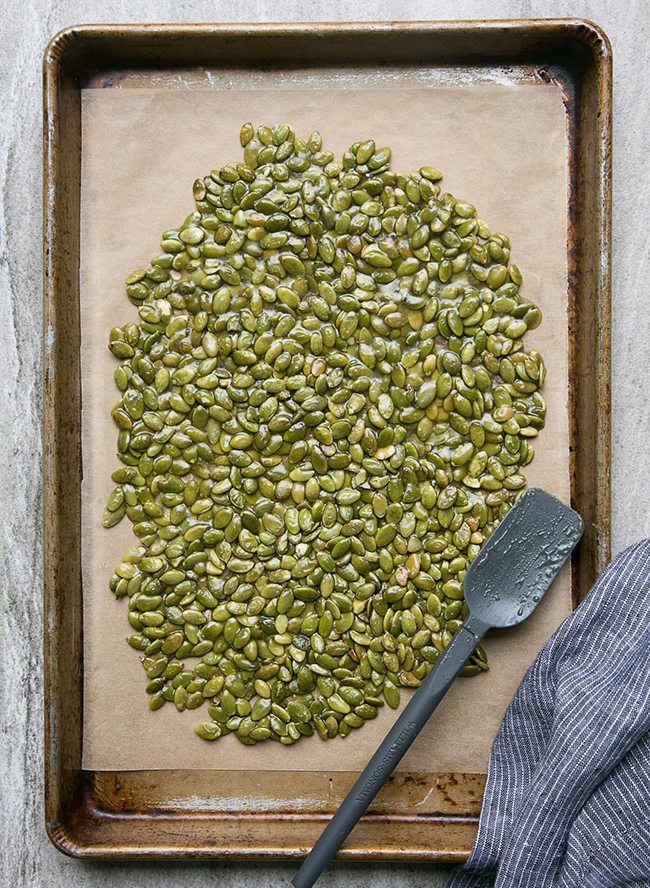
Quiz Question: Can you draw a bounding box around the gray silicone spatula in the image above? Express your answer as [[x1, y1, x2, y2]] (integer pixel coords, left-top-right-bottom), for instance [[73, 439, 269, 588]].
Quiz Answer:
[[292, 488, 583, 888]]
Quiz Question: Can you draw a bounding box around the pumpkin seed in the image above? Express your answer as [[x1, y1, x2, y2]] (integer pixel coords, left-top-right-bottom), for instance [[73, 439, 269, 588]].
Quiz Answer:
[[105, 124, 546, 745]]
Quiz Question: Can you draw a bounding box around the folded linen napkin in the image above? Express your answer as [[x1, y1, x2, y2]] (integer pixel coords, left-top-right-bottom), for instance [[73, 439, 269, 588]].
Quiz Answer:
[[446, 539, 650, 888]]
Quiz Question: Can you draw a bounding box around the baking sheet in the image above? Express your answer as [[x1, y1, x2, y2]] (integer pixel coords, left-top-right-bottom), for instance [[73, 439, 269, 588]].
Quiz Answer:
[[81, 79, 569, 773]]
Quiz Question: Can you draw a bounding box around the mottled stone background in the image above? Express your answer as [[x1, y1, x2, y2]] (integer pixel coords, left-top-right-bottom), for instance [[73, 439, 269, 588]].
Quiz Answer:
[[1, 2, 647, 886]]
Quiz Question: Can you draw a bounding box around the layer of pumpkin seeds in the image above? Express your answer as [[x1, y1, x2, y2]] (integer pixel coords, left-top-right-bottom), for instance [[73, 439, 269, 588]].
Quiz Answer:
[[104, 123, 546, 745]]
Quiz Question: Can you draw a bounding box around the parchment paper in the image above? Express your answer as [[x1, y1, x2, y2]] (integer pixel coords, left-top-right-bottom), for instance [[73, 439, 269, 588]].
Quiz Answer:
[[81, 78, 569, 772]]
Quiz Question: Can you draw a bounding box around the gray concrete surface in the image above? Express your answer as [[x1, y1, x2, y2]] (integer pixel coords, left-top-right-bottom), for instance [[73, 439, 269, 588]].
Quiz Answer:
[[1, 1, 648, 886]]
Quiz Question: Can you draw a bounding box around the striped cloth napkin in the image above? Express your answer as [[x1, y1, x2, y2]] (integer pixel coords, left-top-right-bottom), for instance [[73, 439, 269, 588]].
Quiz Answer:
[[446, 539, 650, 888]]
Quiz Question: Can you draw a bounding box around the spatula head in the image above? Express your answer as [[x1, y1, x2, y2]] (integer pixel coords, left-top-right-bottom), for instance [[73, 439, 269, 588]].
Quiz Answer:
[[464, 488, 583, 628]]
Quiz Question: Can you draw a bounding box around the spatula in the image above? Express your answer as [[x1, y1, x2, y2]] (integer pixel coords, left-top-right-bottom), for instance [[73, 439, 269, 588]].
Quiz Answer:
[[292, 487, 583, 888]]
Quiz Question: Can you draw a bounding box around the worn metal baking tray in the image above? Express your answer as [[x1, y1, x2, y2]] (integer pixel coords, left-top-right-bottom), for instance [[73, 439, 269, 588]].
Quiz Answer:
[[44, 20, 611, 860]]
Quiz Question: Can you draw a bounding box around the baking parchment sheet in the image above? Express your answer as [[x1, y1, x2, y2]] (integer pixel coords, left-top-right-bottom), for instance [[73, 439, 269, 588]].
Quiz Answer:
[[81, 77, 569, 772]]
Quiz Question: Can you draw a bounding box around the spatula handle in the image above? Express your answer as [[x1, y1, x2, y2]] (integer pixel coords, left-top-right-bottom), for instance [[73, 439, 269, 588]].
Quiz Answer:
[[292, 618, 485, 888]]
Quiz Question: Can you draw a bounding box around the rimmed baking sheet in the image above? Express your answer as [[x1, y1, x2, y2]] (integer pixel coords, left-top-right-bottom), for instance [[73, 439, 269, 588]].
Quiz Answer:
[[44, 21, 611, 859]]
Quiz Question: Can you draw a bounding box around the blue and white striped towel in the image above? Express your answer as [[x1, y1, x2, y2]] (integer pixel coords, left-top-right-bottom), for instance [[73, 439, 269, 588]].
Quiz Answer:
[[446, 539, 650, 888]]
